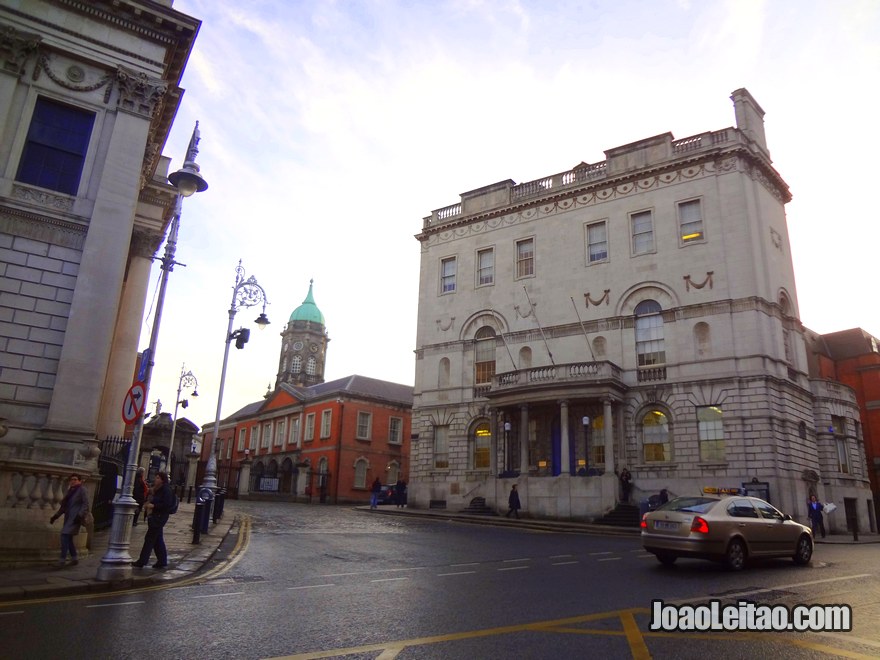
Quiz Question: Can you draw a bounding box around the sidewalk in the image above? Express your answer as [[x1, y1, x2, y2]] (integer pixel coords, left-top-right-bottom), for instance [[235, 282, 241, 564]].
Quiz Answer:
[[0, 500, 236, 602]]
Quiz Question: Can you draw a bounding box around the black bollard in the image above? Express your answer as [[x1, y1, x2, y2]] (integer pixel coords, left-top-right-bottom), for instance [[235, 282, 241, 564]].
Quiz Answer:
[[191, 501, 203, 544]]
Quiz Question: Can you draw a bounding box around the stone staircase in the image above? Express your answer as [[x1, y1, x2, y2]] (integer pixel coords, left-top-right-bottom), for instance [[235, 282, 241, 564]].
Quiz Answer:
[[460, 496, 499, 516], [594, 503, 641, 528]]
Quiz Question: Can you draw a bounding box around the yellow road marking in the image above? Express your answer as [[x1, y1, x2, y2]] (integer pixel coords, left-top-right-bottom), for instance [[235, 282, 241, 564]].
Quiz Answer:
[[0, 515, 251, 608], [620, 610, 652, 660]]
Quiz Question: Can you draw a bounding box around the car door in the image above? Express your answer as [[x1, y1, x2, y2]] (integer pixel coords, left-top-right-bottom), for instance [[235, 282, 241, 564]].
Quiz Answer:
[[753, 499, 798, 554], [725, 499, 766, 555]]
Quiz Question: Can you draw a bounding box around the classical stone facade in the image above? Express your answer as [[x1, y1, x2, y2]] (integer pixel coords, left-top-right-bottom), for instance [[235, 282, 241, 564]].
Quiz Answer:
[[411, 89, 873, 531], [0, 1, 200, 560]]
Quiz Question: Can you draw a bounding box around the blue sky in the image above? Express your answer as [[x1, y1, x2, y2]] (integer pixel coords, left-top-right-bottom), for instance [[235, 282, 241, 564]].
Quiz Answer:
[[144, 0, 880, 427]]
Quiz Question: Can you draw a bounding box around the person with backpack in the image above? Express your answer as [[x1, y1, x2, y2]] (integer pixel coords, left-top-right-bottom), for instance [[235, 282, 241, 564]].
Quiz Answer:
[[132, 472, 174, 569], [132, 467, 149, 527]]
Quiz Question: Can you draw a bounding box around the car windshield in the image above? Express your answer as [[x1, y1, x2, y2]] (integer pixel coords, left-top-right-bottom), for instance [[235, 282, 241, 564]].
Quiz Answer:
[[656, 497, 718, 514]]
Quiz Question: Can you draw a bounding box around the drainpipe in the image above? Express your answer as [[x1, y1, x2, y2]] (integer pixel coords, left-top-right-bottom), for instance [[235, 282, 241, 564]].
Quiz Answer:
[[334, 398, 344, 503]]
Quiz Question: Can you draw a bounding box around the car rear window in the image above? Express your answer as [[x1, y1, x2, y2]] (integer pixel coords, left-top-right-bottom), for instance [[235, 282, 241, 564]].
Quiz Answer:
[[657, 497, 718, 514]]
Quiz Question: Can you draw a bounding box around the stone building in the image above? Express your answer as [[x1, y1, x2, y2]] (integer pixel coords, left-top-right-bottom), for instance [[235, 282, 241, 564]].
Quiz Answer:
[[411, 89, 873, 531], [200, 283, 413, 504], [0, 1, 200, 560]]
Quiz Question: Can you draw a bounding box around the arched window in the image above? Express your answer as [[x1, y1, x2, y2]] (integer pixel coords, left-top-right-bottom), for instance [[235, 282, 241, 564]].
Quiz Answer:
[[318, 457, 329, 487], [519, 346, 532, 369], [635, 300, 665, 366], [354, 458, 368, 489], [474, 327, 496, 384], [306, 356, 317, 375], [387, 461, 400, 484], [472, 421, 491, 470], [291, 355, 302, 373], [438, 357, 450, 388], [642, 409, 670, 462]]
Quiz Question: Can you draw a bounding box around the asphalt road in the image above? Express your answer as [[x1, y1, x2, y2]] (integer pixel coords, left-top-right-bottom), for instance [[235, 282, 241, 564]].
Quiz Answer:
[[3, 501, 879, 659]]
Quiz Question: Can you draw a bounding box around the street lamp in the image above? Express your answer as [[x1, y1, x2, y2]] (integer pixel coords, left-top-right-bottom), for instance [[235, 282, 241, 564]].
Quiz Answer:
[[203, 261, 270, 492], [167, 364, 199, 482], [97, 122, 208, 581]]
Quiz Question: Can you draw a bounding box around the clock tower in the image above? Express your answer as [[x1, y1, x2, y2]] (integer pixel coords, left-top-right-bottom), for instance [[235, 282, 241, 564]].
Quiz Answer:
[[276, 280, 328, 388]]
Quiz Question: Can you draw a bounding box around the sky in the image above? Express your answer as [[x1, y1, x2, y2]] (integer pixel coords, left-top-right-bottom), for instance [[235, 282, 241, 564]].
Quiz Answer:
[[141, 0, 880, 431]]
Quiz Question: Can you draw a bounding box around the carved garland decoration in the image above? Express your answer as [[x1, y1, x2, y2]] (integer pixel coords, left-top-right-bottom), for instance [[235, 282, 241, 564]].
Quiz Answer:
[[683, 272, 714, 292], [584, 290, 610, 307], [34, 53, 113, 101]]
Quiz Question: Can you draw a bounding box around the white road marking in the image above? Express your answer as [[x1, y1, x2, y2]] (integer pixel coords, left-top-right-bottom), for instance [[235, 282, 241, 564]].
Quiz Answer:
[[552, 561, 579, 566], [438, 571, 477, 577], [370, 577, 410, 583], [320, 567, 425, 578], [550, 554, 573, 559], [499, 565, 529, 571], [598, 557, 621, 562], [0, 611, 24, 616], [86, 601, 145, 609], [190, 592, 244, 599], [450, 563, 479, 568], [287, 584, 334, 590], [589, 551, 613, 556], [502, 558, 531, 563]]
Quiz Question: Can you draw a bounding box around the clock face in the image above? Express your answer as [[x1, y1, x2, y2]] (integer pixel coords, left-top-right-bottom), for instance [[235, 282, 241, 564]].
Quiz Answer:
[[292, 341, 304, 351], [310, 344, 319, 353]]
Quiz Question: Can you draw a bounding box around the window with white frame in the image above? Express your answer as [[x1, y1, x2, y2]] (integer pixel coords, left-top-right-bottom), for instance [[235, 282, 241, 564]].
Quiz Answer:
[[586, 221, 608, 263], [832, 415, 849, 473], [354, 459, 368, 489], [261, 422, 272, 448], [238, 428, 246, 452], [304, 413, 315, 441], [289, 417, 300, 447], [389, 417, 402, 444], [642, 409, 670, 462], [306, 356, 317, 375], [476, 247, 494, 286], [320, 409, 332, 438], [698, 405, 724, 462], [440, 256, 457, 293], [472, 422, 491, 470], [630, 210, 654, 255], [387, 461, 400, 484], [635, 300, 665, 366], [226, 440, 232, 459], [434, 425, 449, 469], [356, 411, 372, 440], [17, 97, 96, 196], [275, 419, 285, 446], [291, 355, 302, 373], [474, 326, 496, 385], [249, 426, 258, 452], [678, 199, 704, 244], [515, 238, 535, 278]]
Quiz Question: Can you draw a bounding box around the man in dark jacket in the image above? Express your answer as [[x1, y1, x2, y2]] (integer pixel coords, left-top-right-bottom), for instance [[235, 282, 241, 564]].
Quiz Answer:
[[132, 467, 148, 527], [50, 473, 90, 567], [506, 484, 522, 519], [133, 472, 174, 569], [807, 494, 826, 539]]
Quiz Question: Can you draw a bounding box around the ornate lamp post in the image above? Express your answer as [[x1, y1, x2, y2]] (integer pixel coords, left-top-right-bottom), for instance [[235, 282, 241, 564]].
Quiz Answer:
[[203, 261, 270, 492], [167, 364, 198, 482], [97, 122, 208, 581]]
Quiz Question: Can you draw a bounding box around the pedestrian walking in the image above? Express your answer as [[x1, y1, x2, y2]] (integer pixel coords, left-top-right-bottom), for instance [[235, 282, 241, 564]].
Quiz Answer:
[[132, 466, 149, 527], [618, 467, 633, 503], [807, 494, 826, 539], [50, 473, 89, 567], [132, 472, 174, 569], [395, 478, 407, 508], [506, 484, 521, 519], [370, 477, 382, 509]]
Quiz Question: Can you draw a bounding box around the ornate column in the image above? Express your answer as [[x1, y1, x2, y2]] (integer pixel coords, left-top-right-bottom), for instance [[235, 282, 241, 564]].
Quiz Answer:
[[559, 400, 570, 475], [489, 410, 499, 476], [603, 398, 615, 474], [519, 404, 529, 473]]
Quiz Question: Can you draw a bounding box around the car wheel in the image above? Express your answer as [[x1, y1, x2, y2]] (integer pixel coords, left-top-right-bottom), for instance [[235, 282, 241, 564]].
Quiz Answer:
[[655, 552, 677, 566], [725, 538, 747, 571], [793, 534, 813, 565]]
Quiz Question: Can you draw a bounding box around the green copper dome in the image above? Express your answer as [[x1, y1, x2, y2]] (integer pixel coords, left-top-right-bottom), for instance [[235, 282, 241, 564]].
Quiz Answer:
[[289, 280, 324, 325]]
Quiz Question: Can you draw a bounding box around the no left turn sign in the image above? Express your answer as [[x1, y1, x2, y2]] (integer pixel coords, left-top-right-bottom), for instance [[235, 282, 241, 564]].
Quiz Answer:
[[122, 381, 146, 424]]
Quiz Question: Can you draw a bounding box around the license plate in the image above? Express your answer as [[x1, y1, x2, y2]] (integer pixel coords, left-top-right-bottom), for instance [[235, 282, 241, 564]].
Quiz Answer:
[[654, 520, 679, 531]]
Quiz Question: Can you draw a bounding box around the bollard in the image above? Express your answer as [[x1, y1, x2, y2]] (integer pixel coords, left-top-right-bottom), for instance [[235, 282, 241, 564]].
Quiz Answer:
[[213, 489, 226, 522], [191, 501, 203, 544], [187, 485, 193, 504]]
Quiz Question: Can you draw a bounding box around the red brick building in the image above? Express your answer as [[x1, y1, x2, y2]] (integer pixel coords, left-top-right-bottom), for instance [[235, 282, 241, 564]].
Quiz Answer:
[[806, 327, 880, 529], [198, 282, 413, 503]]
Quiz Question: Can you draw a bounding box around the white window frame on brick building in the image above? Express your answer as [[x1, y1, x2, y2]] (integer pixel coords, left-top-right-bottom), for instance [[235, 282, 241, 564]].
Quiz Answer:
[[356, 411, 372, 440], [304, 413, 315, 441], [320, 409, 332, 438], [261, 422, 272, 449], [275, 419, 285, 447], [389, 417, 402, 445]]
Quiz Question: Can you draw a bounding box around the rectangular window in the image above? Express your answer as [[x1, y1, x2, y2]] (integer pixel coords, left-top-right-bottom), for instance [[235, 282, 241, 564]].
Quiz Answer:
[[698, 405, 724, 462], [289, 417, 300, 447], [630, 210, 654, 255], [434, 425, 449, 469], [389, 417, 403, 444], [320, 410, 332, 438], [275, 420, 285, 447], [832, 416, 849, 473], [238, 428, 246, 452], [516, 238, 535, 278], [440, 257, 456, 293], [249, 426, 258, 452], [586, 221, 608, 263], [262, 422, 272, 448], [476, 247, 494, 286], [678, 199, 704, 243], [16, 97, 95, 196], [356, 411, 372, 440], [226, 440, 232, 460], [354, 460, 367, 489], [304, 413, 315, 441]]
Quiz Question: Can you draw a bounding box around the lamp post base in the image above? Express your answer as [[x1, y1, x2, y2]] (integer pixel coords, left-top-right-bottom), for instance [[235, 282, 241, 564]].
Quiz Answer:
[[95, 497, 138, 582]]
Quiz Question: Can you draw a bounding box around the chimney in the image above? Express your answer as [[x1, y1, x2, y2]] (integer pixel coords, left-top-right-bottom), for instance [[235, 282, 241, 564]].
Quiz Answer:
[[731, 88, 770, 160]]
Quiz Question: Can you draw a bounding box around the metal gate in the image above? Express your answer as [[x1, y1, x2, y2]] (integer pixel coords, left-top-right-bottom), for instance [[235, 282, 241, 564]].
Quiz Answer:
[[94, 436, 131, 529]]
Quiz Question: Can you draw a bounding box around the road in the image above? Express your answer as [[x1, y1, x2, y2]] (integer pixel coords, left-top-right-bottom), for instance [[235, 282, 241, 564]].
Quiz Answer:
[[2, 501, 879, 659]]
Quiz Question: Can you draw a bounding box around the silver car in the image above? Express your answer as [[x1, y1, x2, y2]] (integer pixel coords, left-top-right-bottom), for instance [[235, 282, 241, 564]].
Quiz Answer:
[[641, 495, 813, 570]]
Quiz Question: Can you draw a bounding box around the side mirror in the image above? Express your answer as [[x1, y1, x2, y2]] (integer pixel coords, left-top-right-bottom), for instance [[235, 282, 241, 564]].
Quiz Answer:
[[783, 513, 792, 521]]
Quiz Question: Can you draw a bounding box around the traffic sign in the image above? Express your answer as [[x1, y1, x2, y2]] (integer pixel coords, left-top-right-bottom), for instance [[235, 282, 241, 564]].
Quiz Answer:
[[122, 381, 147, 424]]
